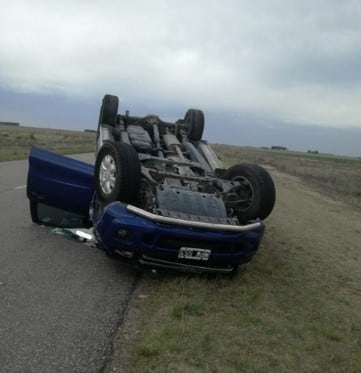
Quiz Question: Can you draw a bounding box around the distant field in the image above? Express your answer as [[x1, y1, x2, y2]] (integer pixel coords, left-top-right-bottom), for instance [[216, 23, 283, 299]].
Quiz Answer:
[[0, 125, 96, 161]]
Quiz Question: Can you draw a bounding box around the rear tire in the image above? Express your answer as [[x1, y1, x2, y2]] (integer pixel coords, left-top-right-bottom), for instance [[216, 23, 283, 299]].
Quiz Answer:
[[98, 94, 119, 126], [224, 163, 275, 223], [95, 141, 141, 204], [184, 109, 204, 141]]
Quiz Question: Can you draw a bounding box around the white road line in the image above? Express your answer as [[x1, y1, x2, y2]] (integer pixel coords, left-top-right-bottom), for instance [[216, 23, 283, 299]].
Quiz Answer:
[[15, 185, 27, 190]]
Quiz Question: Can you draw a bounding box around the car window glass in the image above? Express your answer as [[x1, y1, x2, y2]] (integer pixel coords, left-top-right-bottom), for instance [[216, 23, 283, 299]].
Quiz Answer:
[[37, 203, 88, 228]]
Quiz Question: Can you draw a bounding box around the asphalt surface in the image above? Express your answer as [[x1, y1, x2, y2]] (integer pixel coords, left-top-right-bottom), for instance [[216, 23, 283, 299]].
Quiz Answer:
[[0, 154, 137, 372]]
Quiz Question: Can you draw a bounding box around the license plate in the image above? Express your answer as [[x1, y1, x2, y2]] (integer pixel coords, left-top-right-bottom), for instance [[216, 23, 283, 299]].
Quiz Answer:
[[178, 247, 211, 261]]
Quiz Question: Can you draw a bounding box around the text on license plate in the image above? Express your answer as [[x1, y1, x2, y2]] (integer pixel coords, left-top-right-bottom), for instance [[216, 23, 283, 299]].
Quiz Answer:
[[178, 247, 211, 261]]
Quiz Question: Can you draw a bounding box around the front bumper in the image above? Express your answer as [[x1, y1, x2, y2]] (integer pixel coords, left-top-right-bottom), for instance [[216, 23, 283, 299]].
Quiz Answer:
[[94, 202, 265, 272]]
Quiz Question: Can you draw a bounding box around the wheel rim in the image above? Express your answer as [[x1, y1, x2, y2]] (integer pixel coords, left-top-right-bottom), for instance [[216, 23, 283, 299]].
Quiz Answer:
[[99, 154, 117, 195], [226, 176, 254, 212]]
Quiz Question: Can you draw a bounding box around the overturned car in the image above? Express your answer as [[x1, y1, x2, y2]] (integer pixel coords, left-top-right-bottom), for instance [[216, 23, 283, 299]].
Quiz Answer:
[[27, 94, 275, 273]]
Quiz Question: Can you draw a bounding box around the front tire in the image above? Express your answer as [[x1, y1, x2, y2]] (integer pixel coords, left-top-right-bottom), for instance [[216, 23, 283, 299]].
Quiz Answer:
[[224, 163, 275, 223], [95, 141, 141, 204]]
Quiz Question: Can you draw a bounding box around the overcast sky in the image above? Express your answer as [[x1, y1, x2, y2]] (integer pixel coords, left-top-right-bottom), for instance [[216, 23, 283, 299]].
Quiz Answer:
[[0, 0, 360, 155]]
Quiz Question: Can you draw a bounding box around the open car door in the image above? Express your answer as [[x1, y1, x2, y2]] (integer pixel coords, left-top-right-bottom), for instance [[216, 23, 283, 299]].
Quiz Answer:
[[27, 147, 95, 228]]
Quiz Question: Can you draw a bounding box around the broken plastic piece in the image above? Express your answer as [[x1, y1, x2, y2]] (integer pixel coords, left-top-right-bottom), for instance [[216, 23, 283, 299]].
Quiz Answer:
[[50, 228, 96, 247]]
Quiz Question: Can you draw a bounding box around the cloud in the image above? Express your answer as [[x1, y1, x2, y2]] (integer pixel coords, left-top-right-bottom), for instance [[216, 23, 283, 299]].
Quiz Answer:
[[0, 0, 360, 128]]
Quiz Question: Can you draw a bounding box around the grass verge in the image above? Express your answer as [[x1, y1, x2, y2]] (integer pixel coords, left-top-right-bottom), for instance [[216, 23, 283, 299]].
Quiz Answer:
[[0, 125, 95, 161], [110, 219, 361, 372]]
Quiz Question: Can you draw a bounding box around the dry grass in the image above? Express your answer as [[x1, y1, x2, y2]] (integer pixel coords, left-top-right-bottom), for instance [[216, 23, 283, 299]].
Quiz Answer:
[[111, 192, 361, 372], [0, 125, 95, 161]]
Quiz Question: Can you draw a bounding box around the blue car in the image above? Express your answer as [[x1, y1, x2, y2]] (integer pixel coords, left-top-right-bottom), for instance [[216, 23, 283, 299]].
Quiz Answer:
[[27, 95, 275, 273]]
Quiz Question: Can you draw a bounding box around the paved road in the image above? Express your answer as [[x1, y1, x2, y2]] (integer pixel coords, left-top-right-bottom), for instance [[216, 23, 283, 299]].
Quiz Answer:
[[0, 154, 137, 372]]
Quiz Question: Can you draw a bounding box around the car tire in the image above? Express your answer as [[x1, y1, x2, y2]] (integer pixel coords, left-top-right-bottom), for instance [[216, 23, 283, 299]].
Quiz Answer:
[[95, 141, 141, 204], [184, 108, 204, 141], [224, 163, 275, 223], [98, 94, 119, 126]]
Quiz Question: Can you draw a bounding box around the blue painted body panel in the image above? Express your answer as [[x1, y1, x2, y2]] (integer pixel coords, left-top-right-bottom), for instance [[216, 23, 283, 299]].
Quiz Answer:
[[27, 147, 94, 216], [94, 202, 265, 268]]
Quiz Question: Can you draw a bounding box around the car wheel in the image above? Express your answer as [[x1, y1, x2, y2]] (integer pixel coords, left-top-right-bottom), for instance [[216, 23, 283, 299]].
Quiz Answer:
[[98, 94, 119, 126], [95, 141, 141, 204], [184, 108, 204, 141], [224, 163, 275, 223]]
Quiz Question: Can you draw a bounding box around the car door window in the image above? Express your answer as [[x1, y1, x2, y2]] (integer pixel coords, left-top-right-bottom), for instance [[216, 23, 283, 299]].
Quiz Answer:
[[35, 202, 91, 228]]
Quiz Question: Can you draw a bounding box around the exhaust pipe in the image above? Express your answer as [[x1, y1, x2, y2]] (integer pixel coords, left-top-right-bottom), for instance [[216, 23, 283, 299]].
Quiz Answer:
[[162, 134, 185, 161]]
